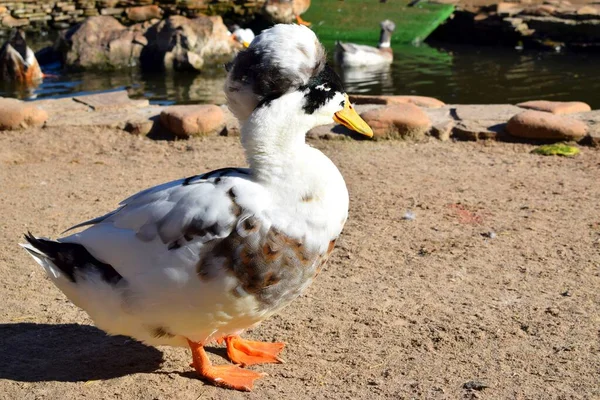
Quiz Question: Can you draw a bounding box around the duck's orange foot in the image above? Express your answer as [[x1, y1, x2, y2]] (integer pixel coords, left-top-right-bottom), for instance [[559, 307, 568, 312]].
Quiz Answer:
[[296, 15, 312, 26], [198, 364, 266, 391], [225, 335, 285, 366], [187, 339, 266, 391]]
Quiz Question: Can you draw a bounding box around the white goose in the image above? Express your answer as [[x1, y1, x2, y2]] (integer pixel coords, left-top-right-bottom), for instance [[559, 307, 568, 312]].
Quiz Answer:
[[22, 24, 372, 392]]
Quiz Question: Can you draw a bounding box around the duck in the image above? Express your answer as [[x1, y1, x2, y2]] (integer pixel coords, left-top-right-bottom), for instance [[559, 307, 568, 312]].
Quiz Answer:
[[230, 25, 255, 48], [263, 0, 312, 26], [334, 20, 396, 68], [0, 29, 43, 86], [22, 24, 372, 392]]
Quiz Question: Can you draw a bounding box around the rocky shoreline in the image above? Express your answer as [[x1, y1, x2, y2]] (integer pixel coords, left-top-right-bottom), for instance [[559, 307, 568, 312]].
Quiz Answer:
[[0, 1, 265, 34], [0, 90, 597, 148], [430, 0, 600, 51]]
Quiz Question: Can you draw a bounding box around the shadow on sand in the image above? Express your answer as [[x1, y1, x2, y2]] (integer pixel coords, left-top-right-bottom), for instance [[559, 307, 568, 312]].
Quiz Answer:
[[0, 323, 164, 382]]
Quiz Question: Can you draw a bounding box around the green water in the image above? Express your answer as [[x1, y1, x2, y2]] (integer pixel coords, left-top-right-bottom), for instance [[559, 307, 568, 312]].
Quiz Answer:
[[2, 39, 600, 109]]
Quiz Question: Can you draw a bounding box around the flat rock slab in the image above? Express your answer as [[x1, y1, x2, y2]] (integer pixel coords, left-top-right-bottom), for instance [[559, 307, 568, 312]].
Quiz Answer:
[[360, 103, 431, 140], [453, 120, 507, 141], [0, 98, 48, 130], [517, 100, 591, 114], [45, 105, 165, 131], [454, 104, 522, 121], [160, 105, 225, 138], [74, 90, 150, 112], [350, 95, 445, 109], [507, 110, 588, 141]]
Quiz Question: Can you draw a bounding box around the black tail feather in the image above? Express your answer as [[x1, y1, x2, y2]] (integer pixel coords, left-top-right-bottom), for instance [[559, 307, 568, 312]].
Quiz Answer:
[[24, 233, 123, 285]]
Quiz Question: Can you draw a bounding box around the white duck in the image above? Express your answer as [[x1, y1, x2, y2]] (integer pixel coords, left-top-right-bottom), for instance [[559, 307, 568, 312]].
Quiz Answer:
[[22, 24, 372, 392], [334, 20, 396, 68]]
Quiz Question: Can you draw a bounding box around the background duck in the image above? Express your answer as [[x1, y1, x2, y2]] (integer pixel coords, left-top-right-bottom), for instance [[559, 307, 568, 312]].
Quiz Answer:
[[22, 24, 372, 392], [230, 25, 256, 48], [334, 19, 396, 68], [262, 0, 312, 26], [0, 29, 43, 86]]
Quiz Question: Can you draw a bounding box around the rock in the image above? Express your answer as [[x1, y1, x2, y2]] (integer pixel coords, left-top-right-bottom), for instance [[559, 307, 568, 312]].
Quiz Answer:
[[581, 130, 600, 147], [2, 15, 29, 28], [0, 98, 48, 130], [160, 105, 225, 138], [431, 120, 454, 141], [73, 90, 149, 112], [126, 5, 163, 22], [0, 6, 7, 15], [140, 15, 235, 72], [60, 16, 139, 69], [506, 110, 587, 141], [423, 106, 453, 140], [124, 119, 154, 136], [454, 104, 522, 121], [576, 5, 599, 16], [497, 2, 524, 15], [517, 100, 591, 115], [360, 104, 431, 140], [220, 105, 241, 137], [572, 110, 600, 146], [453, 120, 506, 141], [349, 94, 445, 108]]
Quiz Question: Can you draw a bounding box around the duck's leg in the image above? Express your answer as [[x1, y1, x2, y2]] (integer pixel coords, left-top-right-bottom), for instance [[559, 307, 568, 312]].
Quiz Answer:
[[225, 335, 285, 366], [296, 14, 311, 26], [187, 339, 266, 391]]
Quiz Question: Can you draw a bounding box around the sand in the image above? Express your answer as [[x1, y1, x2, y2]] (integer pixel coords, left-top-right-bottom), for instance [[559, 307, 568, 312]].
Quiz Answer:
[[1, 126, 599, 399]]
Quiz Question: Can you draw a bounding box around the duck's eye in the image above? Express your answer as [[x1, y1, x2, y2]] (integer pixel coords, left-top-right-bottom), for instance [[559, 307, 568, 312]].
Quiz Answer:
[[340, 100, 346, 108]]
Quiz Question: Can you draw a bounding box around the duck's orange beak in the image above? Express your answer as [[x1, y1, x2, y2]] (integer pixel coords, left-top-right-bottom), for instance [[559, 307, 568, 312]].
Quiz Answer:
[[333, 94, 373, 137]]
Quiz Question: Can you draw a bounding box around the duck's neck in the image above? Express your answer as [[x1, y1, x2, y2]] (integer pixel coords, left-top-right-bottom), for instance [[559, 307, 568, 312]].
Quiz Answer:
[[378, 29, 392, 49], [241, 91, 317, 185]]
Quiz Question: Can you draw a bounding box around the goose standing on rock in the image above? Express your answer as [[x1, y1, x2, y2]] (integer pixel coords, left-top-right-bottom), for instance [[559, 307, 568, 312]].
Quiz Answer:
[[22, 24, 372, 392], [0, 29, 43, 86], [335, 20, 396, 68]]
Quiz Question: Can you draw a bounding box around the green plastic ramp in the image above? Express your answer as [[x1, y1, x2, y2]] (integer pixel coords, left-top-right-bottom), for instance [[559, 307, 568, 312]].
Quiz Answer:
[[303, 0, 455, 45]]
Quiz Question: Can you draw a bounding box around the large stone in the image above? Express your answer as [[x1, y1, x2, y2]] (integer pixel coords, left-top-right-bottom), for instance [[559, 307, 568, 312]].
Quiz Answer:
[[453, 120, 506, 141], [0, 6, 8, 15], [140, 15, 235, 72], [2, 15, 29, 28], [454, 104, 522, 121], [60, 16, 139, 69], [517, 100, 591, 115], [360, 104, 431, 140], [160, 105, 225, 138], [0, 98, 48, 130], [73, 90, 149, 111], [126, 5, 163, 22], [506, 110, 588, 141], [349, 94, 445, 108]]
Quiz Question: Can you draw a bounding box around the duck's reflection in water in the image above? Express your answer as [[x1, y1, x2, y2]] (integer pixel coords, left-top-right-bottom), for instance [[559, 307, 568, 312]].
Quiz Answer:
[[338, 64, 394, 96]]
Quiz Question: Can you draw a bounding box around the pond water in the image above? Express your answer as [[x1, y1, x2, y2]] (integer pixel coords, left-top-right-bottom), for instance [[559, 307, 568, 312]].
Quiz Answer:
[[2, 38, 600, 108]]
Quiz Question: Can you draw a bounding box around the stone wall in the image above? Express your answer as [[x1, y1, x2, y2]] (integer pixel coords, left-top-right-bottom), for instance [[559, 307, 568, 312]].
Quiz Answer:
[[0, 0, 266, 34]]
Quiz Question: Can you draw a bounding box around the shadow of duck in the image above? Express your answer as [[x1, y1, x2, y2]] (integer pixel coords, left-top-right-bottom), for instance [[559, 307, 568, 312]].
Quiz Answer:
[[0, 29, 43, 87], [0, 323, 163, 382]]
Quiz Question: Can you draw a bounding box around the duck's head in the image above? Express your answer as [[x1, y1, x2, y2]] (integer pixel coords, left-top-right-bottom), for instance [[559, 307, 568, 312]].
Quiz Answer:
[[378, 20, 396, 48], [226, 24, 372, 138]]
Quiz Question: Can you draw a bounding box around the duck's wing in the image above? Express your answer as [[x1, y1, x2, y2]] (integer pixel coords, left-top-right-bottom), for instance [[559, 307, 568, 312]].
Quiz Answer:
[[30, 167, 271, 284], [336, 42, 380, 55]]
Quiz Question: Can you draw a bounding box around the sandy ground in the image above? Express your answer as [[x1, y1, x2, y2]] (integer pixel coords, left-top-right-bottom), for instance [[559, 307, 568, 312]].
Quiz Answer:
[[0, 126, 599, 399]]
